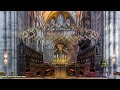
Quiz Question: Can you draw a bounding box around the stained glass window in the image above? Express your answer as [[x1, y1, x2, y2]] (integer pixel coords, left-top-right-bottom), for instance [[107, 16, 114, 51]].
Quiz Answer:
[[50, 19, 55, 27], [50, 19, 55, 30], [66, 19, 70, 27], [57, 14, 64, 26]]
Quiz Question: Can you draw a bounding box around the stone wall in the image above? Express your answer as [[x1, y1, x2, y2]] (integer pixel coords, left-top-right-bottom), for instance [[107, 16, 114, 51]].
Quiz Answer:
[[0, 11, 29, 75], [91, 11, 104, 68]]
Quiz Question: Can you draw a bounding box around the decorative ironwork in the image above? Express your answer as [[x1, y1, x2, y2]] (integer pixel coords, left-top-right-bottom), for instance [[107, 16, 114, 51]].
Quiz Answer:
[[19, 26, 99, 41]]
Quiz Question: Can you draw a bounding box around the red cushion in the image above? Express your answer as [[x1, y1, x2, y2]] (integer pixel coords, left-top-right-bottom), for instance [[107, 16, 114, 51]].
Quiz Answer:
[[89, 72, 96, 76]]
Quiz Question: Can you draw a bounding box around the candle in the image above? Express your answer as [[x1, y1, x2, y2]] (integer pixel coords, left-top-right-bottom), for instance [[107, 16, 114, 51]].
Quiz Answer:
[[57, 54, 58, 58]]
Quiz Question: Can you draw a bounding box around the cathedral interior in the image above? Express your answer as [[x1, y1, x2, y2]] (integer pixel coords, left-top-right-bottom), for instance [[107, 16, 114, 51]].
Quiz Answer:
[[0, 11, 120, 79]]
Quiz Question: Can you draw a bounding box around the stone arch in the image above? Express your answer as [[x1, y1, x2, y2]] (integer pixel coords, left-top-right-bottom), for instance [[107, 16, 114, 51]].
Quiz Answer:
[[48, 37, 72, 51], [46, 11, 76, 25], [46, 37, 73, 64]]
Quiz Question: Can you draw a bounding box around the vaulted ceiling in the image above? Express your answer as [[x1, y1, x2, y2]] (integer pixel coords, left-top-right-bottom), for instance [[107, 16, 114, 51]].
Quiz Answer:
[[29, 11, 81, 22], [42, 11, 80, 23]]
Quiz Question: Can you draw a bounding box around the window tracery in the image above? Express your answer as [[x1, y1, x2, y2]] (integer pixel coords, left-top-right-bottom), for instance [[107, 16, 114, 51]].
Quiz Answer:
[[66, 19, 70, 27], [57, 14, 64, 26], [50, 18, 56, 30], [49, 13, 73, 30]]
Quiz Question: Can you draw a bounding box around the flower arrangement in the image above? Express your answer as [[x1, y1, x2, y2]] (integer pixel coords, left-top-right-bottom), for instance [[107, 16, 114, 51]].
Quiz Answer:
[[101, 58, 108, 68]]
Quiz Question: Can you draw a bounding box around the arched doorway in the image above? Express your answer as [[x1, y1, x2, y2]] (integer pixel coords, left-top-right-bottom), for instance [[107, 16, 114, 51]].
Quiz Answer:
[[54, 43, 68, 65], [52, 37, 72, 66], [52, 38, 72, 78], [53, 43, 68, 79]]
